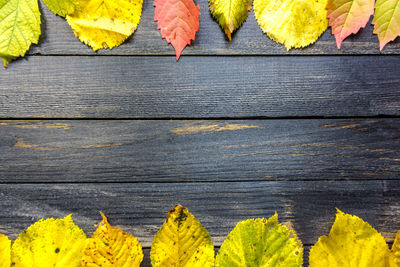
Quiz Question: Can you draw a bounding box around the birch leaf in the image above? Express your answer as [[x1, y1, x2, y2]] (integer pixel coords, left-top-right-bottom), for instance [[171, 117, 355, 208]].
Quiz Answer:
[[0, 234, 11, 267], [66, 0, 143, 51], [82, 212, 143, 267], [372, 0, 400, 50], [0, 0, 41, 67], [390, 230, 400, 267], [209, 0, 252, 41], [253, 0, 328, 50], [150, 205, 214, 267], [309, 209, 389, 267], [215, 213, 303, 267], [154, 0, 200, 59], [42, 0, 79, 17], [11, 215, 87, 267], [327, 0, 375, 48]]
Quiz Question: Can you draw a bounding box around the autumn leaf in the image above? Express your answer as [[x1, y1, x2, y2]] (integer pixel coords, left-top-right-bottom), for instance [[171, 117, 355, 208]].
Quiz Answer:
[[0, 234, 11, 267], [209, 0, 252, 41], [66, 0, 143, 51], [327, 0, 375, 48], [0, 0, 41, 67], [42, 0, 79, 17], [253, 0, 328, 50], [390, 230, 400, 266], [154, 0, 200, 60], [215, 213, 303, 267], [11, 215, 87, 267], [309, 209, 389, 267], [150, 205, 214, 266], [82, 212, 143, 267], [372, 0, 400, 50]]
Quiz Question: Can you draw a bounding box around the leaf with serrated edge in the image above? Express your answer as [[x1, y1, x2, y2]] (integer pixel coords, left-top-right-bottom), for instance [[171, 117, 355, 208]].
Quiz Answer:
[[66, 0, 143, 51], [309, 209, 389, 267], [327, 0, 374, 48], [253, 0, 328, 50], [372, 0, 400, 50], [209, 0, 252, 41], [42, 0, 79, 17], [82, 212, 143, 267], [154, 0, 200, 60], [215, 213, 303, 267], [390, 230, 400, 267], [11, 214, 87, 267], [0, 0, 41, 67], [150, 205, 214, 267], [0, 234, 10, 267]]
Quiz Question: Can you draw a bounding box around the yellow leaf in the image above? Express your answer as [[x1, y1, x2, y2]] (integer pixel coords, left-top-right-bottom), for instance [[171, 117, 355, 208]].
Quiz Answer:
[[0, 234, 11, 267], [215, 214, 303, 267], [82, 212, 143, 267], [390, 230, 400, 267], [309, 209, 389, 267], [11, 214, 87, 267], [150, 205, 214, 267], [66, 0, 143, 51], [253, 0, 328, 50]]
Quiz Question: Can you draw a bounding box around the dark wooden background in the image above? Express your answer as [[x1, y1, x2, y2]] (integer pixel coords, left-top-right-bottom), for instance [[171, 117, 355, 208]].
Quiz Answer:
[[1, 1, 400, 265]]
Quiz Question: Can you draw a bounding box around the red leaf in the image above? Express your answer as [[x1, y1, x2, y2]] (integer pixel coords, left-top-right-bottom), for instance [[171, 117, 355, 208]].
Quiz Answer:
[[154, 0, 200, 60], [327, 0, 374, 48]]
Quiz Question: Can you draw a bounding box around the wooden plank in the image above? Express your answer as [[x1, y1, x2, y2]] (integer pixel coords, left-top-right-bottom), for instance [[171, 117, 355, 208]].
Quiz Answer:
[[1, 119, 399, 183], [0, 181, 398, 247], [30, 1, 400, 55], [1, 56, 400, 118]]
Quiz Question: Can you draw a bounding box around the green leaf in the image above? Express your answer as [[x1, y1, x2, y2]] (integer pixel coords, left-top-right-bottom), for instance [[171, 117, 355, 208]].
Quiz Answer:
[[209, 0, 252, 41], [215, 213, 303, 267], [372, 0, 400, 50], [42, 0, 79, 17], [0, 0, 41, 67]]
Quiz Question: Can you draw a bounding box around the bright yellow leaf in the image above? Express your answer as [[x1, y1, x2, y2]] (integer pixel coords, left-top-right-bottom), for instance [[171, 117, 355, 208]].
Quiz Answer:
[[0, 234, 11, 267], [253, 0, 328, 50], [215, 213, 303, 267], [66, 0, 143, 51], [11, 214, 87, 267], [309, 209, 389, 267], [0, 0, 41, 67], [390, 230, 400, 267], [82, 212, 143, 267], [150, 204, 214, 267]]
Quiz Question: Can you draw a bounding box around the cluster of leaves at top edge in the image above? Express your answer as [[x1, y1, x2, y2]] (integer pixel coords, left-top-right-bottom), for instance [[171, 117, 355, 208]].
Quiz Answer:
[[2, 0, 400, 67], [0, 204, 399, 266]]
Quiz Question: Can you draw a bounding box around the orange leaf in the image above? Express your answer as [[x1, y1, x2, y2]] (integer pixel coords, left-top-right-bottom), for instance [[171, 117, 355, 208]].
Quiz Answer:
[[154, 0, 200, 60], [327, 0, 375, 48]]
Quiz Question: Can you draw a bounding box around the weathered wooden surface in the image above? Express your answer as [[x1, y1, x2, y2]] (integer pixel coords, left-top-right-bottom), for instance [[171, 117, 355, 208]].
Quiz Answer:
[[30, 0, 400, 55], [0, 181, 398, 245], [0, 119, 399, 183], [1, 56, 400, 118]]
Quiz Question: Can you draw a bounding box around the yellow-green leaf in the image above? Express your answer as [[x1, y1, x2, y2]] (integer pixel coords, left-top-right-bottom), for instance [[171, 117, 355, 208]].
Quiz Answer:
[[209, 0, 252, 41], [215, 213, 303, 267], [309, 209, 389, 267], [253, 0, 328, 50], [150, 205, 214, 267], [390, 230, 400, 267], [372, 0, 400, 50], [82, 212, 143, 267], [0, 0, 41, 67], [0, 234, 11, 267], [42, 0, 79, 17], [11, 214, 87, 267], [66, 0, 143, 51]]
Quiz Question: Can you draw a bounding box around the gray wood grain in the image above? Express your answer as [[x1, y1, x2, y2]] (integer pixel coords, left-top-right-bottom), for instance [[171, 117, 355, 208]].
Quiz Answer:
[[1, 56, 400, 118], [1, 119, 399, 183], [0, 181, 398, 247], [30, 0, 400, 56]]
